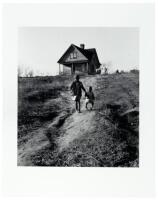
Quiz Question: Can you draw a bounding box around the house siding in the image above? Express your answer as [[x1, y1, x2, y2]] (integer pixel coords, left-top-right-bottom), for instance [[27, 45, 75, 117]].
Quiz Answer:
[[64, 47, 88, 63], [63, 65, 71, 75], [74, 63, 88, 75], [88, 54, 100, 74]]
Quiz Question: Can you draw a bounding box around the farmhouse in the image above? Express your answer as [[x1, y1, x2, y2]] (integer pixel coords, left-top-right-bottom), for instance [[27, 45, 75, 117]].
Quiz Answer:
[[57, 44, 101, 75]]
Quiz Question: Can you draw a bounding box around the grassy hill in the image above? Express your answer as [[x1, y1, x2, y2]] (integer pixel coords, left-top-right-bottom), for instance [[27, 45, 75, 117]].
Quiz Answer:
[[18, 72, 139, 167]]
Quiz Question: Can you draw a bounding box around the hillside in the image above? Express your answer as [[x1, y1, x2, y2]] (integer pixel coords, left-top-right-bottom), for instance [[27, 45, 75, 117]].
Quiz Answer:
[[18, 72, 139, 167]]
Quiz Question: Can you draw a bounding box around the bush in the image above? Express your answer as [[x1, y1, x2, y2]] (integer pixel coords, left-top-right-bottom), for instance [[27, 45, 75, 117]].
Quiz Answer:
[[130, 69, 139, 74]]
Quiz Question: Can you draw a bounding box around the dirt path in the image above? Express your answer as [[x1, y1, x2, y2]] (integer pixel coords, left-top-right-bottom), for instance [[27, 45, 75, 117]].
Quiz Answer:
[[18, 75, 98, 166], [57, 76, 98, 152], [58, 107, 96, 152]]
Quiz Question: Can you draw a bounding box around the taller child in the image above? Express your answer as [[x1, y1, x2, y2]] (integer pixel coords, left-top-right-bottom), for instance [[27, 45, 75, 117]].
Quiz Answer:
[[70, 75, 86, 113]]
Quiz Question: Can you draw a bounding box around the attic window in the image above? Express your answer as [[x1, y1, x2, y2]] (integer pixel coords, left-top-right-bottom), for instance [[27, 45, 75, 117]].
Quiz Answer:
[[73, 52, 77, 58], [70, 53, 73, 59], [70, 52, 77, 59]]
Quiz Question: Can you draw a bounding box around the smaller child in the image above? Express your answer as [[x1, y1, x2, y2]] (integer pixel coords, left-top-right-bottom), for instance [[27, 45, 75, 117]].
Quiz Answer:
[[85, 86, 95, 110]]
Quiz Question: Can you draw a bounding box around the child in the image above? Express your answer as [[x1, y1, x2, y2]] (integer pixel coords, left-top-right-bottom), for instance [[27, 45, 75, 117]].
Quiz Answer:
[[85, 86, 95, 110]]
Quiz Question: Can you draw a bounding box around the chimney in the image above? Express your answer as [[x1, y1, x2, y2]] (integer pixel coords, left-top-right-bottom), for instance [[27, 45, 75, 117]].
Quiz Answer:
[[80, 44, 85, 49]]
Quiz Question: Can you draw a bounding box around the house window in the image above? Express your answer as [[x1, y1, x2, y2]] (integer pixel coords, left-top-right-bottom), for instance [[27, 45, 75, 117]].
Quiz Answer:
[[70, 52, 77, 59], [70, 53, 73, 59], [73, 52, 77, 58]]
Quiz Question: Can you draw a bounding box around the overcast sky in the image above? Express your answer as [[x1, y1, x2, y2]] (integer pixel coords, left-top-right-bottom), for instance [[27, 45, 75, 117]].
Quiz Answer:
[[18, 27, 139, 75]]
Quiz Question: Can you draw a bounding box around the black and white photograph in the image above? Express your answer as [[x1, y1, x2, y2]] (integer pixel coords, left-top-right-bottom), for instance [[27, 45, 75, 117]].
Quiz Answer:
[[1, 1, 156, 198], [18, 27, 139, 167]]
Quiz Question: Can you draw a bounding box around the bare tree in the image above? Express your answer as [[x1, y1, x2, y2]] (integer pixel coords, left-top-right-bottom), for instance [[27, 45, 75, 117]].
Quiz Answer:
[[24, 66, 34, 77], [101, 63, 109, 74], [24, 67, 28, 77]]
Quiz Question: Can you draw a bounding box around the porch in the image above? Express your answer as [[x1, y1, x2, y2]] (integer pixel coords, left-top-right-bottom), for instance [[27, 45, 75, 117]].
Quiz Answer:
[[59, 61, 89, 75]]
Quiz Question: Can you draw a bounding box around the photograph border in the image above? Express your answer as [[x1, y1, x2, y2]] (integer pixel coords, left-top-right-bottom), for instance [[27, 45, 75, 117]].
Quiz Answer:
[[1, 2, 155, 198]]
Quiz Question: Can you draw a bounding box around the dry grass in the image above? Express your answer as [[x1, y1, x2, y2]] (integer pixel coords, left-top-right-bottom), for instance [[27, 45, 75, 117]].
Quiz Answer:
[[29, 72, 139, 167], [18, 75, 73, 139]]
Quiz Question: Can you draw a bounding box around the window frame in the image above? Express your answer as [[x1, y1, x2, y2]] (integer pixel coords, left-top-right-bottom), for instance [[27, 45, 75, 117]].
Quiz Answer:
[[70, 52, 77, 59]]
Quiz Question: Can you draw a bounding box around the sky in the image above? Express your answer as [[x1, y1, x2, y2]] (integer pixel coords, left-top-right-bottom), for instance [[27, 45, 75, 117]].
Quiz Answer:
[[18, 27, 139, 76]]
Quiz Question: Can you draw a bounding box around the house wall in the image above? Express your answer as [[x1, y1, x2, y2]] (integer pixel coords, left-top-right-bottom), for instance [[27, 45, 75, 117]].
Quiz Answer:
[[62, 63, 88, 75], [74, 63, 88, 75], [63, 65, 71, 75], [88, 63, 95, 74], [64, 47, 88, 63], [88, 56, 97, 74], [88, 53, 101, 74], [75, 63, 87, 72]]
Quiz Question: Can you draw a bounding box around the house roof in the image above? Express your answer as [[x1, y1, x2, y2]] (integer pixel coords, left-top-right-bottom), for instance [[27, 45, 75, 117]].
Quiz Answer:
[[57, 44, 101, 66]]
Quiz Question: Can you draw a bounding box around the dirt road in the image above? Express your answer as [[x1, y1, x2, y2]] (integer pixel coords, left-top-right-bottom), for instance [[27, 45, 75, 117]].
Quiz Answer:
[[58, 76, 98, 151]]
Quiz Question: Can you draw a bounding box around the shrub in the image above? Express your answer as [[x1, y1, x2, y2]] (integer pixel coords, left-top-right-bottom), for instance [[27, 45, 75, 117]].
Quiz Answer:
[[130, 69, 139, 74]]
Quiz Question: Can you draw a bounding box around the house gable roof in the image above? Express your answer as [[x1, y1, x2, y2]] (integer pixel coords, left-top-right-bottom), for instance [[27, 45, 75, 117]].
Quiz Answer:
[[57, 44, 101, 66]]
